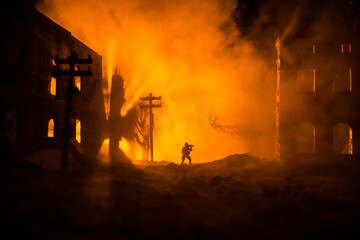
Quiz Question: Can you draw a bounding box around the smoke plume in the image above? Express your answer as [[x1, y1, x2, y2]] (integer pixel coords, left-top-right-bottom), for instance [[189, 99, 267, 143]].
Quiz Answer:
[[37, 0, 277, 162]]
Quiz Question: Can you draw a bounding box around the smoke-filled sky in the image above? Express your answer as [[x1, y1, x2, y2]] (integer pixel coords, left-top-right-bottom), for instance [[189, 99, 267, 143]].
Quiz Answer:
[[35, 0, 358, 163]]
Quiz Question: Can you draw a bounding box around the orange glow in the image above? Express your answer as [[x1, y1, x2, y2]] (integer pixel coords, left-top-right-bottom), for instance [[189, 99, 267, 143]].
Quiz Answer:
[[349, 127, 353, 155], [74, 76, 81, 91], [103, 41, 116, 120], [76, 119, 81, 143], [38, 0, 276, 163], [48, 119, 54, 137], [349, 68, 352, 92], [98, 138, 110, 164], [333, 123, 353, 155], [119, 138, 142, 161], [312, 69, 316, 92], [275, 37, 280, 161], [49, 77, 56, 95]]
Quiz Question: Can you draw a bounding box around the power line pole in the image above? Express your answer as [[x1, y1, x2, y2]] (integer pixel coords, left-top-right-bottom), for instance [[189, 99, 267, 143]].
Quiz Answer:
[[139, 93, 161, 161], [52, 51, 92, 172]]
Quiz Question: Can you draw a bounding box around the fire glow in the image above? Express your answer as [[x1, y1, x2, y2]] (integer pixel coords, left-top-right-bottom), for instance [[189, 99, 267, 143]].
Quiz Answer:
[[37, 0, 276, 163]]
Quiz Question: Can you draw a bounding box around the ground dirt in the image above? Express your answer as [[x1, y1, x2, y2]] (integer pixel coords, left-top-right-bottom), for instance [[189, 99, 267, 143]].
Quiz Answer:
[[2, 154, 360, 239]]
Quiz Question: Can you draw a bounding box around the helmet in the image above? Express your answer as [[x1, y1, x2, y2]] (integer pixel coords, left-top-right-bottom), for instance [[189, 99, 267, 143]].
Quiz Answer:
[[185, 142, 189, 146]]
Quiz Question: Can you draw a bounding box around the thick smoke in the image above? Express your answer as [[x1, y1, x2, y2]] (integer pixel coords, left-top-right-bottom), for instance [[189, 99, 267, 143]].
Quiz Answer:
[[241, 0, 359, 160], [36, 0, 278, 162]]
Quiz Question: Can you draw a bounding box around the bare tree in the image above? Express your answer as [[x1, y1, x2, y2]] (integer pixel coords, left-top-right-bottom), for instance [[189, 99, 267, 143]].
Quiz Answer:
[[208, 107, 261, 140]]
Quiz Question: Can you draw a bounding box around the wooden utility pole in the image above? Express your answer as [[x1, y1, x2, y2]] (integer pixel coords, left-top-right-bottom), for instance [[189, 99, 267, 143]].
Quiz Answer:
[[139, 93, 161, 161], [52, 51, 92, 172]]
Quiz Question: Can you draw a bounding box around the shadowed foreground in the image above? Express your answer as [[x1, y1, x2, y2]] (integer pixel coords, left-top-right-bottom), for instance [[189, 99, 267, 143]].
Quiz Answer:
[[2, 154, 360, 239]]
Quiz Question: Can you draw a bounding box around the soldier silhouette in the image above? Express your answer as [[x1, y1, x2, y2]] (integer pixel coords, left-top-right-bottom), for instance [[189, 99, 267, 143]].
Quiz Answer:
[[181, 142, 193, 165]]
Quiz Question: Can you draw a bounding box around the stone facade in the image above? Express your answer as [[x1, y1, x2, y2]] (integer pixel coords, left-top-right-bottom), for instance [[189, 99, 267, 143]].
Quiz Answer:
[[0, 2, 105, 161]]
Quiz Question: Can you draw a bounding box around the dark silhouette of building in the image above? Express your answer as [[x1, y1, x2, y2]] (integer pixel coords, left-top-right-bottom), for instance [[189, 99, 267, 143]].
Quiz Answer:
[[0, 1, 105, 162], [279, 1, 360, 167]]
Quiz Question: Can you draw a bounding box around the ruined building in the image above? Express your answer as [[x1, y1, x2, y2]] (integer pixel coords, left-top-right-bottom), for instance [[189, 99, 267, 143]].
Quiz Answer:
[[279, 2, 360, 166], [0, 2, 105, 161]]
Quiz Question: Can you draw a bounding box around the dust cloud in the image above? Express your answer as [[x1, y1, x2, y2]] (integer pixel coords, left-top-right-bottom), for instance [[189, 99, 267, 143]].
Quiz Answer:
[[36, 0, 277, 163]]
